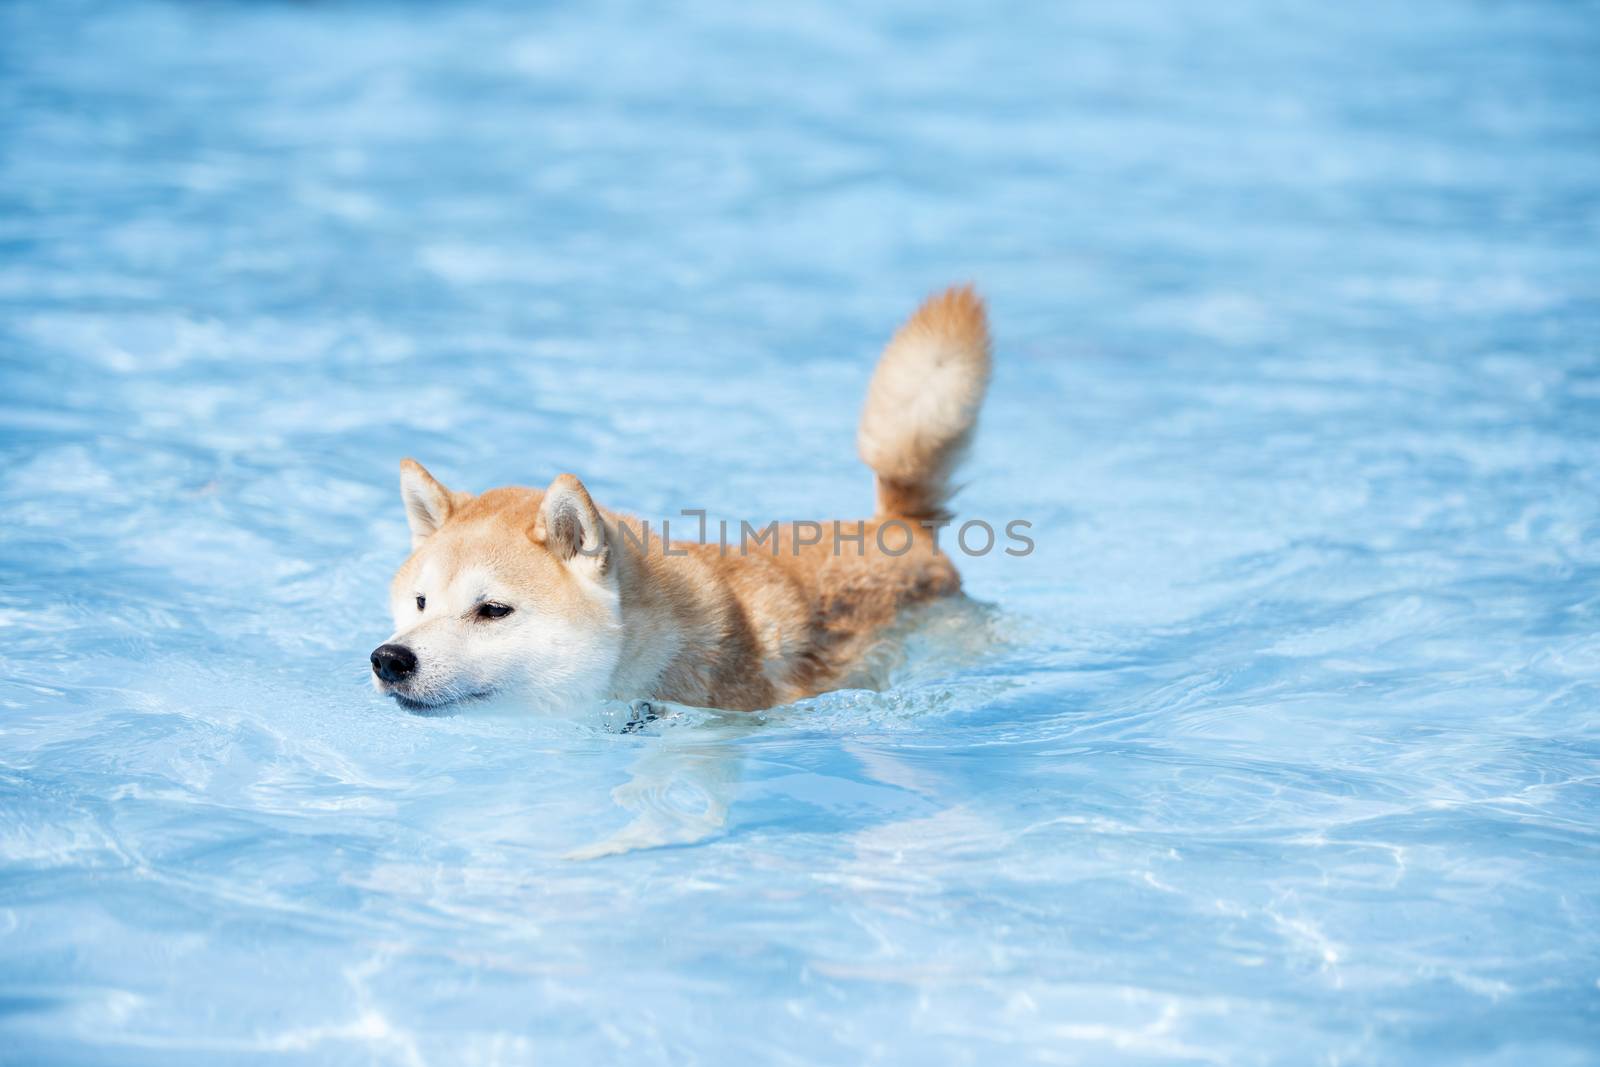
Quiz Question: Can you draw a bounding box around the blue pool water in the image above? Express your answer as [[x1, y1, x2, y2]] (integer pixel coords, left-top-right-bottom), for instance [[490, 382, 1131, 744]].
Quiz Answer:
[[3, 0, 1599, 1063]]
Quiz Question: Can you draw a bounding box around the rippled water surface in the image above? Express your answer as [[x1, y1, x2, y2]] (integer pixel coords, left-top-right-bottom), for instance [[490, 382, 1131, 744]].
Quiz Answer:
[[3, 1, 1600, 1063]]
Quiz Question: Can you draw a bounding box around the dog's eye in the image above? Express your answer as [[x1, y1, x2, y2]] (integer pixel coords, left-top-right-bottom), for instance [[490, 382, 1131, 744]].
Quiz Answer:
[[477, 602, 513, 620], [415, 595, 425, 611]]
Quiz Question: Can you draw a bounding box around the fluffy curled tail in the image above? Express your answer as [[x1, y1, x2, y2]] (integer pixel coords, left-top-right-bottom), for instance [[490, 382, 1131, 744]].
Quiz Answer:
[[857, 285, 992, 520]]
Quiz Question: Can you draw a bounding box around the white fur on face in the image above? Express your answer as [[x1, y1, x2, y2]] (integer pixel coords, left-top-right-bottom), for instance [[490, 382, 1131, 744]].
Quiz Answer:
[[376, 554, 624, 714]]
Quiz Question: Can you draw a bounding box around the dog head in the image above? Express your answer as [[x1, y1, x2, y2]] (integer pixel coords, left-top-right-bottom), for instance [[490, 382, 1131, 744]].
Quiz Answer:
[[370, 459, 624, 713]]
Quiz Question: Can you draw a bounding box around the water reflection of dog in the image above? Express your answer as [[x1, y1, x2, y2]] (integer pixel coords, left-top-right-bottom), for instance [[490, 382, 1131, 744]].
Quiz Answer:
[[567, 705, 752, 860], [568, 598, 1008, 860]]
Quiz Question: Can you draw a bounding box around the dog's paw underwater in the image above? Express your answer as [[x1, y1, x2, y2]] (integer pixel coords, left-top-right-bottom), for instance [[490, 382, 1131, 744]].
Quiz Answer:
[[371, 285, 994, 715]]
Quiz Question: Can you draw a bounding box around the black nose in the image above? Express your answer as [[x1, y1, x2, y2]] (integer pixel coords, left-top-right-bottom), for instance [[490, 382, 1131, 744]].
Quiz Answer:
[[370, 643, 417, 683]]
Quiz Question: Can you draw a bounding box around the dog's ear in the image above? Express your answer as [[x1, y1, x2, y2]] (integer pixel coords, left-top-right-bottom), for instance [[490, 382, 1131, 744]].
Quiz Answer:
[[399, 459, 456, 548], [533, 474, 611, 579]]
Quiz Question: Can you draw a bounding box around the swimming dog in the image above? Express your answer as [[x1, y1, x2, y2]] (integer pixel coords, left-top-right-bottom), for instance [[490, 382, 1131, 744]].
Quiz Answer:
[[370, 285, 991, 713]]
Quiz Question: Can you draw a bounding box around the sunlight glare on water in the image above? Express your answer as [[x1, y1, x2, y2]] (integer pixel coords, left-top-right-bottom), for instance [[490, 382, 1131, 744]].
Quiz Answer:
[[2, 0, 1599, 1063]]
